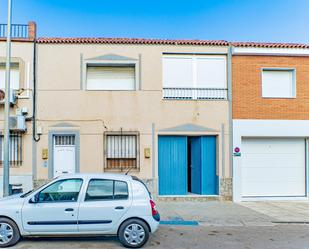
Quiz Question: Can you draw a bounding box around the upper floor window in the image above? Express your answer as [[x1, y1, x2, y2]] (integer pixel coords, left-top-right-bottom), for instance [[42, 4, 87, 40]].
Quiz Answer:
[[162, 55, 227, 100], [104, 132, 139, 172], [262, 69, 296, 98], [86, 65, 136, 90], [0, 63, 20, 90]]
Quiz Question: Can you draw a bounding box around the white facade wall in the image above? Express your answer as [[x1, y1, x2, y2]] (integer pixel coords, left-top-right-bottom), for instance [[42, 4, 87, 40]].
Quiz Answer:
[[233, 119, 309, 202]]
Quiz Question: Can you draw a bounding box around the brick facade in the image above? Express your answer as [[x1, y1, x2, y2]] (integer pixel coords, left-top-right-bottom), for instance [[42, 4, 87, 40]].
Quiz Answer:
[[28, 21, 36, 40], [233, 55, 309, 120]]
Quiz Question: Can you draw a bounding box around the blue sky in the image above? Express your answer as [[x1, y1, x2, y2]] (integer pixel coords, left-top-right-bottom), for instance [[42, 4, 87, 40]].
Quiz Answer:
[[0, 0, 308, 43]]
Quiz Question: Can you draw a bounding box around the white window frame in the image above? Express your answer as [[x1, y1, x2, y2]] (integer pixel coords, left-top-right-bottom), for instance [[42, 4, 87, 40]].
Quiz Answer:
[[0, 58, 30, 99], [162, 54, 227, 88], [261, 68, 296, 99], [83, 59, 139, 91], [162, 54, 227, 100], [0, 62, 20, 90]]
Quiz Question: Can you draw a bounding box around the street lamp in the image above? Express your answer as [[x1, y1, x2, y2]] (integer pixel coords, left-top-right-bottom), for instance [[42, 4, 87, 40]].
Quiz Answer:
[[3, 0, 12, 197]]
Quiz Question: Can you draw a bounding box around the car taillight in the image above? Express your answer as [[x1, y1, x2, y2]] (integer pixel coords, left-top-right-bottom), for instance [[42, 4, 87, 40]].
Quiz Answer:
[[150, 199, 158, 216]]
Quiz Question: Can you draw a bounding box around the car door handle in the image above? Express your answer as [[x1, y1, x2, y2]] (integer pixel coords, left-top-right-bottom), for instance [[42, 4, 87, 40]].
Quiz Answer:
[[115, 206, 124, 210], [65, 208, 74, 212]]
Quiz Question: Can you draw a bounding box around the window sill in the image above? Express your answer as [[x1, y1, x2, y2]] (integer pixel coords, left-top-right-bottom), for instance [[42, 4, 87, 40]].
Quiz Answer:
[[162, 98, 228, 101], [104, 168, 140, 173], [0, 165, 22, 168], [85, 89, 137, 92], [262, 96, 296, 99]]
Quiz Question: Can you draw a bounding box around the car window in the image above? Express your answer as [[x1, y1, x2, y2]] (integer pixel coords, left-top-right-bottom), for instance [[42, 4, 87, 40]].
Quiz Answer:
[[38, 179, 83, 203], [114, 181, 129, 200], [131, 176, 152, 198], [85, 179, 114, 201], [85, 179, 128, 201]]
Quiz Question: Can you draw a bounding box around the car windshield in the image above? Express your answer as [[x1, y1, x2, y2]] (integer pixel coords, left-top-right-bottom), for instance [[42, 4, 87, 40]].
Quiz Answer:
[[20, 181, 51, 198]]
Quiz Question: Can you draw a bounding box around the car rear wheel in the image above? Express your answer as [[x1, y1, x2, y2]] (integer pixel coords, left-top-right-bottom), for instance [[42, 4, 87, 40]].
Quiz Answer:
[[0, 218, 20, 248], [118, 219, 149, 248]]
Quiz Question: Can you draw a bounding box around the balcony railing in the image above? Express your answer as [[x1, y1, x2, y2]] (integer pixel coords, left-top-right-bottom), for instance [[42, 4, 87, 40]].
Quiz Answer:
[[163, 87, 228, 100], [0, 24, 29, 39]]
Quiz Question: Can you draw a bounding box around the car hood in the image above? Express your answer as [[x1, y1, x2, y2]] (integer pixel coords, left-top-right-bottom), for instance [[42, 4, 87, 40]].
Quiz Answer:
[[0, 194, 22, 200], [0, 194, 24, 205]]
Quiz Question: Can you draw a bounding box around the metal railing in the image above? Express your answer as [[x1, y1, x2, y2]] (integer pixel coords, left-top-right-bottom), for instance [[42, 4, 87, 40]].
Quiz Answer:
[[163, 87, 228, 100], [0, 24, 29, 38]]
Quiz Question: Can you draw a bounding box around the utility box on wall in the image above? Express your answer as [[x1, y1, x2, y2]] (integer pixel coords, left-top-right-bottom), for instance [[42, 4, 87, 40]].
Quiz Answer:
[[144, 148, 151, 158], [42, 149, 48, 160]]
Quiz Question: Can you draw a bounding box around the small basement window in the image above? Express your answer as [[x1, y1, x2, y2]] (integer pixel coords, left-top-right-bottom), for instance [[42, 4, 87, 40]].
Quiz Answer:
[[262, 69, 296, 98], [86, 65, 136, 90], [104, 132, 139, 171]]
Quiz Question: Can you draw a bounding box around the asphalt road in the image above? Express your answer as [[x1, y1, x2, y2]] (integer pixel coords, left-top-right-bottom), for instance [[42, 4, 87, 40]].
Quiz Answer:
[[12, 224, 309, 249]]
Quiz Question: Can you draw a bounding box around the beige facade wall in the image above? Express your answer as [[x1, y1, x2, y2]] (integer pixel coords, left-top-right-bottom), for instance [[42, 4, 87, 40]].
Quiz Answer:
[[35, 43, 231, 195], [0, 41, 34, 193], [0, 41, 231, 197]]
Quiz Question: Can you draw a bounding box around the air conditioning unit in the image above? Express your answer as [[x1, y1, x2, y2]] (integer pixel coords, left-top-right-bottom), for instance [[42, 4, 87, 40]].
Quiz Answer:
[[0, 89, 17, 105], [9, 115, 26, 132]]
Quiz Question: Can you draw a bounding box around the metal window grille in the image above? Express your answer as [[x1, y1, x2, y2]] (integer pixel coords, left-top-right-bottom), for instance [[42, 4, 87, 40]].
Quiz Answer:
[[0, 133, 22, 167], [105, 134, 138, 171], [54, 135, 75, 146]]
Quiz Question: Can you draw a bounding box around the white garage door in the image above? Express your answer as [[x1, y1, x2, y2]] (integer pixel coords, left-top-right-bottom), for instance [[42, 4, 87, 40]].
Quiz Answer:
[[242, 138, 306, 197]]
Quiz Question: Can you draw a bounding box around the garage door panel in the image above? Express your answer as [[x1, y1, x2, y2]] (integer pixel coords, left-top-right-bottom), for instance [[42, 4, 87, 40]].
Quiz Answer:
[[243, 138, 304, 153], [242, 181, 304, 197], [242, 138, 306, 197], [243, 155, 303, 166], [242, 167, 305, 180]]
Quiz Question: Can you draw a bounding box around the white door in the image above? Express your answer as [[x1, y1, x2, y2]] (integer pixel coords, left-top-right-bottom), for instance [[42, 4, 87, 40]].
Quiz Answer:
[[53, 135, 76, 177], [22, 178, 83, 233], [242, 138, 306, 197], [78, 179, 132, 232]]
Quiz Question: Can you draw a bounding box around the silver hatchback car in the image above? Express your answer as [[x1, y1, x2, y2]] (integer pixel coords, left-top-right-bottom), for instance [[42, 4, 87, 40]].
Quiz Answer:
[[0, 173, 160, 248]]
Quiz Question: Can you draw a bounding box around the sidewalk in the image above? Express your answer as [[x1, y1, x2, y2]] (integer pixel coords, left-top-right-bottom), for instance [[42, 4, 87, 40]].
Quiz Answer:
[[241, 201, 309, 223], [157, 200, 274, 226]]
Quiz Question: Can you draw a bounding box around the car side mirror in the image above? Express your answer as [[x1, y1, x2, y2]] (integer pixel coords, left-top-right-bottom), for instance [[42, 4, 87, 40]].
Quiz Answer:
[[29, 194, 39, 204]]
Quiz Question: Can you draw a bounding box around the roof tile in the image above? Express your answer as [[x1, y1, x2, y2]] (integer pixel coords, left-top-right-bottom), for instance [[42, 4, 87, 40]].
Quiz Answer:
[[36, 37, 229, 46], [36, 38, 309, 49], [231, 41, 309, 49]]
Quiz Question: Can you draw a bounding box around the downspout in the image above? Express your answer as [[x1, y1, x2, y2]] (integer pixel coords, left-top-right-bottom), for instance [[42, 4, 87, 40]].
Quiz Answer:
[[31, 38, 39, 184], [227, 45, 233, 194]]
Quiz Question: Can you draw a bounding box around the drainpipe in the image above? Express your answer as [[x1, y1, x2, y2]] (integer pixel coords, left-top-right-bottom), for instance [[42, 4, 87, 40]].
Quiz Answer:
[[32, 36, 40, 142], [30, 23, 39, 184]]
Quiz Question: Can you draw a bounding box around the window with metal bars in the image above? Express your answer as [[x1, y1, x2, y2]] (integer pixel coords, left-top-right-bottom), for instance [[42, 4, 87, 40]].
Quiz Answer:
[[0, 133, 22, 166], [104, 132, 139, 171], [54, 135, 75, 146]]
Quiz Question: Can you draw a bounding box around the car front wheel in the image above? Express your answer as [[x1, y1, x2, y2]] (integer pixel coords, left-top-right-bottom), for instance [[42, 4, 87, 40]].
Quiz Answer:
[[118, 219, 149, 248], [0, 218, 20, 248]]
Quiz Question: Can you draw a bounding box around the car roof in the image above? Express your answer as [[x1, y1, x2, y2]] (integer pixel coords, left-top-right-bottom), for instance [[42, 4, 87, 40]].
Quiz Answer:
[[56, 173, 133, 181]]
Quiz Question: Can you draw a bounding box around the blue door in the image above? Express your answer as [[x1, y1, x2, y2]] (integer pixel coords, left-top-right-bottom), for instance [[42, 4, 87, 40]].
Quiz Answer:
[[201, 136, 218, 195], [190, 137, 202, 194], [158, 136, 187, 195]]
